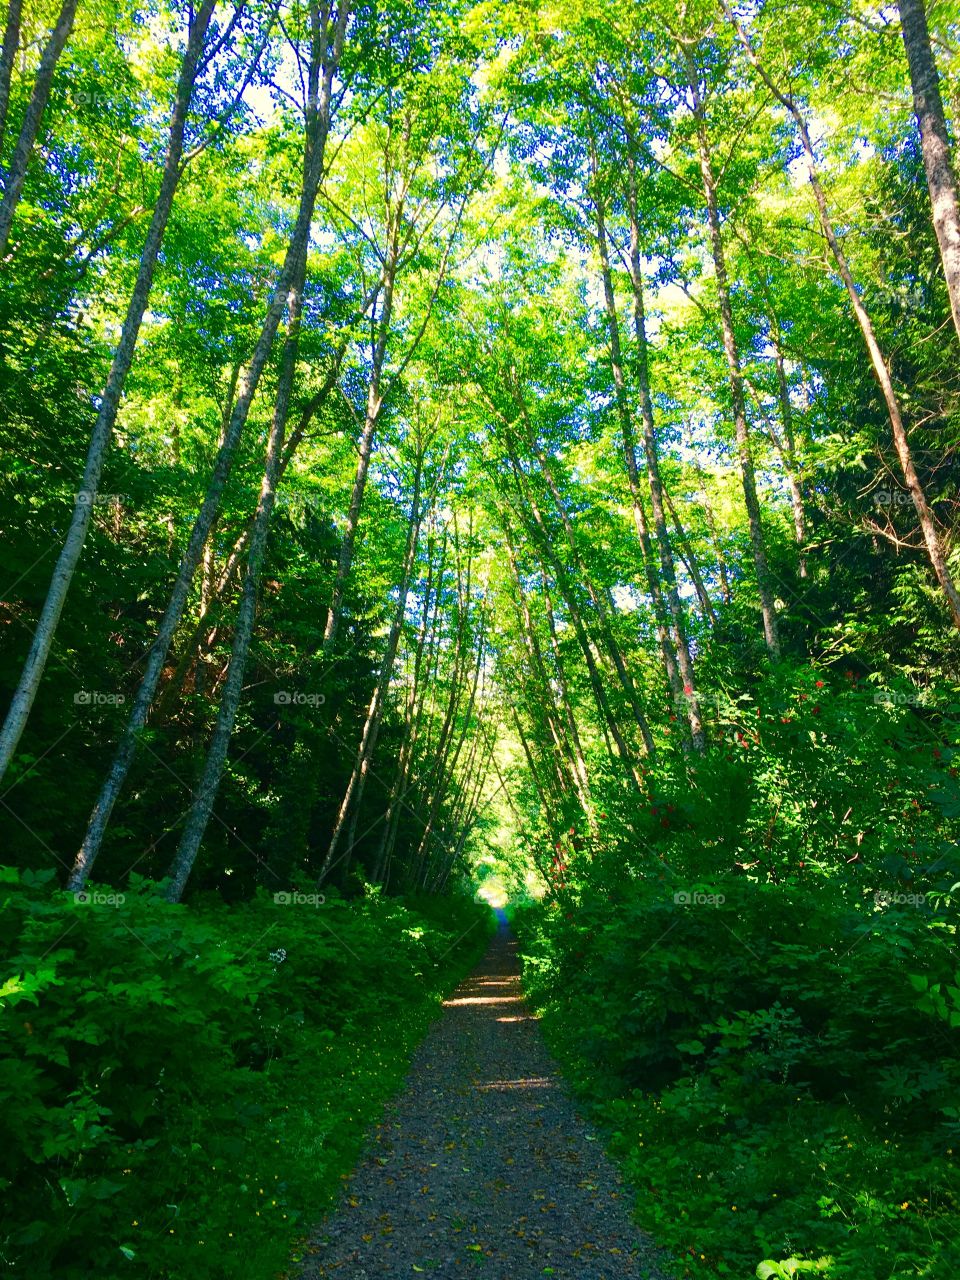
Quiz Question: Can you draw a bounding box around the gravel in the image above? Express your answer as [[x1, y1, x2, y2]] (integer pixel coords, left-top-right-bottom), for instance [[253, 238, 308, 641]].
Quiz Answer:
[[296, 913, 672, 1279]]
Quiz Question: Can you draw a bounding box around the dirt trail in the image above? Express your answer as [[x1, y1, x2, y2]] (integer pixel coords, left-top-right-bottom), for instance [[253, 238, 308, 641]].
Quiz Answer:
[[297, 913, 670, 1279]]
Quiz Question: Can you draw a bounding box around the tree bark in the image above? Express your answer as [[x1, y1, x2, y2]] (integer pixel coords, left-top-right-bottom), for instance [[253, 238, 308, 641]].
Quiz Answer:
[[69, 0, 351, 888], [321, 216, 401, 656], [317, 449, 426, 885], [899, 0, 960, 344], [0, 0, 23, 157], [591, 183, 684, 704], [661, 484, 718, 623], [0, 0, 218, 786], [682, 43, 781, 656], [0, 0, 78, 254], [373, 524, 444, 885], [725, 4, 960, 629], [165, 275, 307, 902], [621, 174, 704, 747]]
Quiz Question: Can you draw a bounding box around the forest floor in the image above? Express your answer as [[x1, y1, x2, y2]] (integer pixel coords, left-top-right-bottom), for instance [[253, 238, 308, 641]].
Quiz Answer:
[[295, 913, 670, 1279]]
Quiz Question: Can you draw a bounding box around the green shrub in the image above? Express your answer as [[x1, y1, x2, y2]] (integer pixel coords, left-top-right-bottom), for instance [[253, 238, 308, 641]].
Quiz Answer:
[[0, 869, 491, 1278], [514, 671, 960, 1278]]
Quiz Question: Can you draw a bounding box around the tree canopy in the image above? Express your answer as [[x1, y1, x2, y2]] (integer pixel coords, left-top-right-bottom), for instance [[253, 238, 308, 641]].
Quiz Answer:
[[2, 0, 960, 1276]]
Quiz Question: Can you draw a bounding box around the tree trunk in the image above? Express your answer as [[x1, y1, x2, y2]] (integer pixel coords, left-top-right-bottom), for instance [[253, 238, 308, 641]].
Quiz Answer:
[[373, 525, 443, 885], [505, 539, 591, 814], [683, 43, 781, 656], [771, 338, 808, 577], [685, 441, 734, 604], [661, 484, 718, 623], [506, 428, 657, 757], [725, 5, 960, 629], [0, 0, 218, 786], [0, 0, 23, 156], [68, 0, 351, 888], [321, 223, 400, 656], [317, 450, 425, 885], [164, 275, 308, 903], [541, 571, 592, 807], [0, 0, 78, 254], [158, 351, 345, 716], [621, 176, 704, 747], [591, 186, 684, 704], [899, 0, 960, 344]]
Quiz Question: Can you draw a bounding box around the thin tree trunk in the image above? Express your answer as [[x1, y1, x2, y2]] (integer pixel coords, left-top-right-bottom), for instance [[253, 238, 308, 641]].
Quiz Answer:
[[725, 6, 960, 629], [69, 0, 351, 888], [686, 442, 734, 604], [504, 433, 656, 757], [661, 484, 718, 623], [158, 351, 345, 715], [412, 557, 488, 888], [771, 339, 808, 576], [412, 563, 485, 885], [541, 570, 592, 807], [0, 0, 78, 254], [321, 225, 400, 656], [0, 0, 23, 156], [511, 705, 564, 844], [682, 43, 781, 656], [591, 184, 684, 703], [531, 541, 641, 791], [746, 363, 808, 576], [373, 526, 442, 884], [317, 450, 425, 885], [431, 727, 494, 893], [165, 273, 308, 902], [200, 360, 242, 616], [505, 539, 591, 813], [899, 0, 960, 343], [620, 173, 704, 747], [0, 0, 218, 785]]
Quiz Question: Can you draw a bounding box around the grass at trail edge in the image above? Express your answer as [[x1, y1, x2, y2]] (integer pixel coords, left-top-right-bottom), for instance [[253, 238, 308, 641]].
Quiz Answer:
[[0, 870, 494, 1280]]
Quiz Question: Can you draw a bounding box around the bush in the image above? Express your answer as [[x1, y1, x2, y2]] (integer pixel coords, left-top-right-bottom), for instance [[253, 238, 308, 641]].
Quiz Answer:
[[513, 670, 960, 1278], [0, 869, 491, 1278]]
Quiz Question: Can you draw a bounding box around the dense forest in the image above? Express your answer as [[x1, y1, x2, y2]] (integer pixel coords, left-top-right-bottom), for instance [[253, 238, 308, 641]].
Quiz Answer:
[[2, 0, 960, 1275]]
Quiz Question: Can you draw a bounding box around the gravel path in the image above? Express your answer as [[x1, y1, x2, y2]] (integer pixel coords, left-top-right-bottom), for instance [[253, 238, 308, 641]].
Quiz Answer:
[[297, 913, 671, 1279]]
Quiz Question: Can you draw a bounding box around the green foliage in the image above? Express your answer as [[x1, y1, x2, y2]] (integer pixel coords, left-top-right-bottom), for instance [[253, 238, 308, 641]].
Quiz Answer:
[[513, 667, 960, 1278], [0, 869, 491, 1278]]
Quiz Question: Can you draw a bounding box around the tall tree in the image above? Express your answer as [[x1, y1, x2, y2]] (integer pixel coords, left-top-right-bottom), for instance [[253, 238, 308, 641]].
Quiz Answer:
[[0, 0, 222, 782], [0, 0, 79, 254], [898, 0, 960, 345]]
